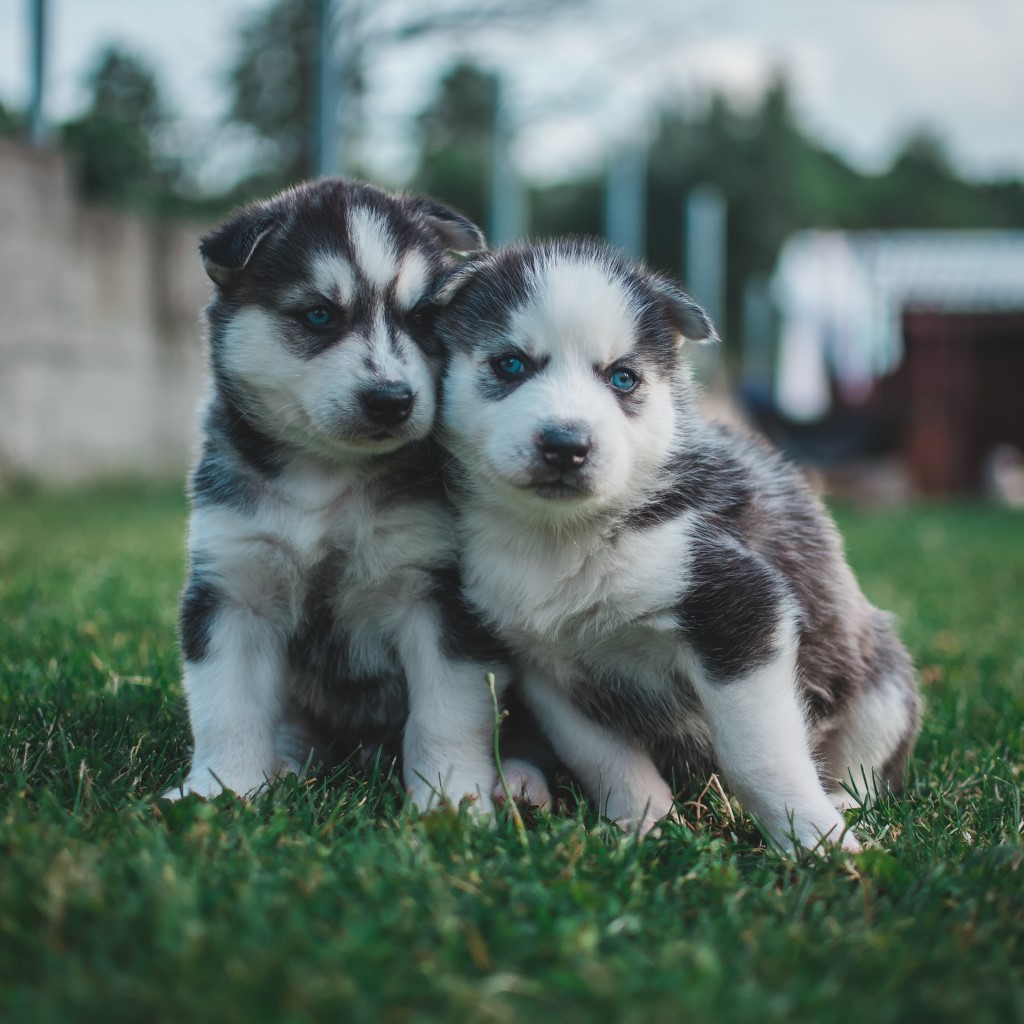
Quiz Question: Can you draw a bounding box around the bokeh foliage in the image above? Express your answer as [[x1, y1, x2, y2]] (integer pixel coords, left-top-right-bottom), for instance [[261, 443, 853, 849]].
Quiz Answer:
[[17, 1, 1024, 336]]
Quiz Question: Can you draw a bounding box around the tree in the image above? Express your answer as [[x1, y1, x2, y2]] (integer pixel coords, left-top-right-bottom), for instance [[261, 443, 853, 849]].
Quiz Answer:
[[411, 62, 499, 229], [641, 80, 815, 338], [221, 0, 579, 199], [224, 0, 320, 194], [61, 46, 175, 205], [866, 130, 996, 228], [0, 100, 23, 138]]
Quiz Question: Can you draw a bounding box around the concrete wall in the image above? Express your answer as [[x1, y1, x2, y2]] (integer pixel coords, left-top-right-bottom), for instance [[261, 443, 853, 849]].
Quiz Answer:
[[0, 140, 211, 485]]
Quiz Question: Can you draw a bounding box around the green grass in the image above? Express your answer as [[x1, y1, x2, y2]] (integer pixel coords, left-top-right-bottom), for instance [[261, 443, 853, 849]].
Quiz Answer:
[[1, 485, 1022, 1024]]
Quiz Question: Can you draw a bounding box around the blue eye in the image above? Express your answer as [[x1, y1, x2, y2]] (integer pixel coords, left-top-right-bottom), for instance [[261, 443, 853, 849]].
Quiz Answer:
[[609, 368, 638, 392], [304, 306, 334, 328], [495, 355, 528, 377]]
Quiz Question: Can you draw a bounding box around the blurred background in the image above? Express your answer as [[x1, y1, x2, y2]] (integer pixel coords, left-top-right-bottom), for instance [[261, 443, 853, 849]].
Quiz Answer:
[[1, 0, 1023, 503]]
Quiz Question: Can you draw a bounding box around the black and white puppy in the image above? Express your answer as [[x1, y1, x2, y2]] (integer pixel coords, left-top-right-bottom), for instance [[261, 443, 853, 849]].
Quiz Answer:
[[432, 239, 921, 851], [166, 179, 506, 812]]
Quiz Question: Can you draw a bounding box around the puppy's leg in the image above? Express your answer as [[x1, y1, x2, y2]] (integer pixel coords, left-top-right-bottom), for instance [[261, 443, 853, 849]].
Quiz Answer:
[[402, 659, 502, 816], [397, 611, 501, 816], [493, 759, 552, 810], [520, 672, 675, 834], [274, 704, 317, 780], [493, 688, 558, 808], [688, 622, 859, 853], [820, 619, 920, 808], [166, 572, 290, 800]]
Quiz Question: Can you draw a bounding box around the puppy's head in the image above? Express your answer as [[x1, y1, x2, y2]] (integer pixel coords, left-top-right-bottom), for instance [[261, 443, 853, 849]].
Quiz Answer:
[[200, 179, 484, 460], [433, 239, 715, 520]]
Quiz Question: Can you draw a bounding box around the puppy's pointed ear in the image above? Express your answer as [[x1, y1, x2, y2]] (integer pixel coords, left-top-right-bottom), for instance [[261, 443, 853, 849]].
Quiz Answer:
[[650, 275, 718, 345], [199, 207, 278, 288], [427, 254, 490, 307], [409, 197, 486, 255]]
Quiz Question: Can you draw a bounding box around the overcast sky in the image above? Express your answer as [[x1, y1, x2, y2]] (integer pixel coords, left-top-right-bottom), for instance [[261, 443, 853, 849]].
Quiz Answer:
[[2, 0, 1023, 186]]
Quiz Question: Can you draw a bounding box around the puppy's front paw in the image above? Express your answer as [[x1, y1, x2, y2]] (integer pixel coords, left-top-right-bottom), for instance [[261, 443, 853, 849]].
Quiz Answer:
[[768, 810, 862, 855], [606, 788, 679, 837], [810, 809, 863, 853], [406, 776, 496, 819], [618, 815, 665, 837], [161, 770, 228, 802], [493, 758, 552, 810], [837, 827, 863, 853], [161, 762, 277, 802], [616, 803, 686, 838]]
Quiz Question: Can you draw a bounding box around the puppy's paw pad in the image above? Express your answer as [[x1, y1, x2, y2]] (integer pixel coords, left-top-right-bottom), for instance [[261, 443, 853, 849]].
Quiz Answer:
[[616, 811, 682, 838], [838, 830, 863, 853], [493, 759, 551, 809], [273, 758, 304, 780], [829, 789, 867, 812], [161, 777, 224, 802], [623, 816, 663, 838]]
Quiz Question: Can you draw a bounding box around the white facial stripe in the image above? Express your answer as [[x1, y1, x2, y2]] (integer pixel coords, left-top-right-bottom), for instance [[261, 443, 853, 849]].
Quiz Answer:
[[395, 249, 430, 309], [512, 256, 640, 367], [309, 253, 356, 306], [365, 309, 408, 379], [440, 251, 687, 519], [349, 207, 399, 288], [220, 304, 436, 456]]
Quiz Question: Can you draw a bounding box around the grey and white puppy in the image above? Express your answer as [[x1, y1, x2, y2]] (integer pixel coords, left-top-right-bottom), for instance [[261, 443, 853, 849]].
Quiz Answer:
[[165, 179, 507, 812], [432, 238, 921, 850]]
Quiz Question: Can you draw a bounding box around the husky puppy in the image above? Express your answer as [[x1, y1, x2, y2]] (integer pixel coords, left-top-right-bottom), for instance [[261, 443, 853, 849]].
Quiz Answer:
[[166, 179, 506, 812], [432, 239, 921, 850]]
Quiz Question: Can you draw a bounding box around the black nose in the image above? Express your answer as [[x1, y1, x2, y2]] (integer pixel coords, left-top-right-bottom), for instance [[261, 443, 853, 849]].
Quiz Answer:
[[360, 383, 414, 426], [539, 427, 592, 471]]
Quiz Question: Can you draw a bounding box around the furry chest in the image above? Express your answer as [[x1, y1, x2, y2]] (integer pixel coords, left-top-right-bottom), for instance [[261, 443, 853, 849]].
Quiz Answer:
[[290, 490, 455, 644], [516, 613, 682, 687], [464, 517, 689, 648], [266, 474, 454, 581]]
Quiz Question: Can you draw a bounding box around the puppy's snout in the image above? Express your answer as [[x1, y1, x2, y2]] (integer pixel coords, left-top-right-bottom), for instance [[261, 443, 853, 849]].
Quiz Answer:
[[360, 383, 414, 426], [539, 427, 592, 471]]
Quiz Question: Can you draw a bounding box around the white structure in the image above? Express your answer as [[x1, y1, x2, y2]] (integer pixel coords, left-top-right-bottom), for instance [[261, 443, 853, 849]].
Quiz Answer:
[[771, 230, 1024, 422], [0, 141, 209, 485]]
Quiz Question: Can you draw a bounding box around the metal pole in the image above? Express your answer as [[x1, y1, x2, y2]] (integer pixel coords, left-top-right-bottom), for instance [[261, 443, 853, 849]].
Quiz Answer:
[[489, 80, 526, 245], [28, 0, 48, 147], [312, 0, 340, 177], [741, 273, 774, 409], [604, 147, 647, 258], [684, 183, 727, 337]]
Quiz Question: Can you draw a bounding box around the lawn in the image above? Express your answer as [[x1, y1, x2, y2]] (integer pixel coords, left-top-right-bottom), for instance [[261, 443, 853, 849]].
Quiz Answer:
[[1, 485, 1022, 1024]]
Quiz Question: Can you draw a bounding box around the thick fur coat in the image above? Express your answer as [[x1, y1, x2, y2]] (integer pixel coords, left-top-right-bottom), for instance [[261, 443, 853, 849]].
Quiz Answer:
[[167, 179, 507, 810], [433, 239, 921, 850]]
